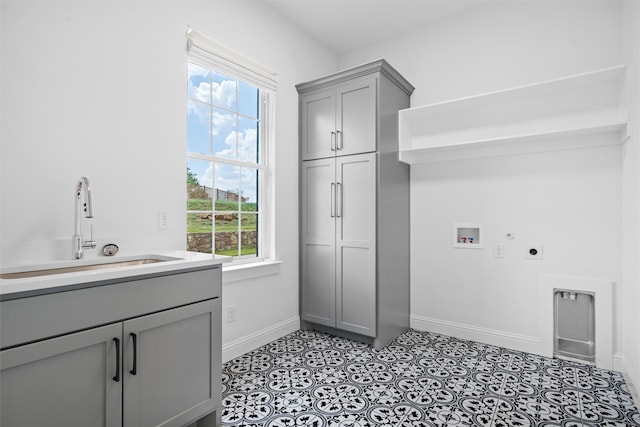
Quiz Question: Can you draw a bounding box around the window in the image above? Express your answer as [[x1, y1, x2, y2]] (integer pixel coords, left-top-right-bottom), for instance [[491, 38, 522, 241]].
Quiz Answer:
[[186, 29, 277, 263]]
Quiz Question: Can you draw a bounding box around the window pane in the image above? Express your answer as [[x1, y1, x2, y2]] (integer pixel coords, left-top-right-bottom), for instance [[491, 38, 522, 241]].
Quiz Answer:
[[214, 163, 239, 211], [187, 212, 213, 234], [188, 63, 211, 104], [212, 108, 236, 159], [211, 72, 236, 111], [214, 213, 238, 257], [187, 158, 214, 254], [187, 101, 211, 155], [240, 167, 258, 211], [187, 159, 213, 208], [238, 81, 258, 119], [186, 59, 267, 262], [187, 196, 212, 211], [238, 117, 259, 163], [186, 212, 212, 253], [241, 213, 258, 257]]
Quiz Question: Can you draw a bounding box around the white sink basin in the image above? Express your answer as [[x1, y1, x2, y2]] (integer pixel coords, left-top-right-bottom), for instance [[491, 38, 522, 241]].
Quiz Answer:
[[0, 257, 173, 279], [0, 251, 230, 300]]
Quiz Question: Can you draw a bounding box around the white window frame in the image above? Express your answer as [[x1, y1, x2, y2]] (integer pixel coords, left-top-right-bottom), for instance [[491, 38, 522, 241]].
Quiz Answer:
[[186, 28, 277, 267]]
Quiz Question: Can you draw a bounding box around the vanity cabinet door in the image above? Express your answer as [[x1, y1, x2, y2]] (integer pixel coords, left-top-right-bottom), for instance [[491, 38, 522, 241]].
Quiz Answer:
[[0, 323, 123, 427], [122, 298, 220, 427]]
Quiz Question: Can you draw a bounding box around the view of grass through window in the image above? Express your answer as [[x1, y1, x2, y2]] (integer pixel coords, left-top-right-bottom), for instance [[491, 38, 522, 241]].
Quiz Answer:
[[187, 168, 258, 257]]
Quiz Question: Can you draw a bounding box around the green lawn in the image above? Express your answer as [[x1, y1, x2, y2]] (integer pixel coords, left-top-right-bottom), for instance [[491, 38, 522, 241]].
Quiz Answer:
[[187, 198, 257, 233], [187, 198, 257, 212], [216, 247, 257, 256], [188, 247, 257, 256]]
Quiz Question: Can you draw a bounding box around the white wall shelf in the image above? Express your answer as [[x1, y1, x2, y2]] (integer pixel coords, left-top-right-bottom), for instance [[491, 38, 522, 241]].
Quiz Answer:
[[399, 65, 629, 164]]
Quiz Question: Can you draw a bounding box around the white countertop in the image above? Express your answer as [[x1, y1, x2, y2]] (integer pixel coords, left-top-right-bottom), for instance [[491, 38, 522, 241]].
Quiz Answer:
[[0, 251, 230, 299]]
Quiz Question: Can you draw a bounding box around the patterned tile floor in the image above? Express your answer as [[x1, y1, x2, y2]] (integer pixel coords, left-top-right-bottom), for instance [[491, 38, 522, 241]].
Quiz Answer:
[[221, 329, 640, 426]]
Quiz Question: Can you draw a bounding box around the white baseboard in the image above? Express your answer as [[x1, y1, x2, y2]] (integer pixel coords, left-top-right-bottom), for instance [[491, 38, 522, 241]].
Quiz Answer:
[[613, 353, 626, 373], [615, 355, 640, 405], [222, 316, 300, 363], [411, 314, 540, 355]]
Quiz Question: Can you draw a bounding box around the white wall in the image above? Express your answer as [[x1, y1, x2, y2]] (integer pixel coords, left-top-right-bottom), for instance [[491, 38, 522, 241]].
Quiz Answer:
[[622, 0, 640, 395], [0, 0, 337, 356], [340, 0, 628, 364], [340, 1, 623, 108]]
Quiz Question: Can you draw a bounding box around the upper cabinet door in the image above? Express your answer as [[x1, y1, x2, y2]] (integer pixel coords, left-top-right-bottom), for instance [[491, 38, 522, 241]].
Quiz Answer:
[[301, 89, 336, 161], [301, 76, 377, 161], [335, 77, 377, 157]]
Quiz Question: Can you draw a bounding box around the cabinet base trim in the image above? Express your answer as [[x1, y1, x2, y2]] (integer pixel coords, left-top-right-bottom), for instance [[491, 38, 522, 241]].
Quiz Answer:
[[300, 321, 407, 351], [222, 316, 299, 363]]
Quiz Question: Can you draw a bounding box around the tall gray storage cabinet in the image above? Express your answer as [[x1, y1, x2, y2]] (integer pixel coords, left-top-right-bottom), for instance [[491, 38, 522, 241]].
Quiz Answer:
[[297, 60, 414, 349]]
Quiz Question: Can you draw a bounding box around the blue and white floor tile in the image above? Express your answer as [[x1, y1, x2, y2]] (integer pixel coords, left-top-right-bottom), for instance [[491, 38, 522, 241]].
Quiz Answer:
[[221, 329, 640, 426]]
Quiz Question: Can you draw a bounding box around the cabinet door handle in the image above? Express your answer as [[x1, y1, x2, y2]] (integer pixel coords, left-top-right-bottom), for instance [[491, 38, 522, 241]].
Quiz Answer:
[[330, 131, 336, 151], [113, 338, 120, 382], [336, 182, 342, 218], [129, 333, 137, 375], [330, 183, 336, 217], [336, 130, 342, 151]]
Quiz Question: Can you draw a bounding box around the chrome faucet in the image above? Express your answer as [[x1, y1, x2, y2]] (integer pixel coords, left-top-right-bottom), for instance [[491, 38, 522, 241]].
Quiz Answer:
[[72, 176, 96, 259]]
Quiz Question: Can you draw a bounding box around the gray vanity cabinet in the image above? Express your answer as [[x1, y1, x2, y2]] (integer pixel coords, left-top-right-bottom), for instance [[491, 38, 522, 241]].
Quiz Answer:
[[0, 267, 222, 427], [297, 59, 414, 349]]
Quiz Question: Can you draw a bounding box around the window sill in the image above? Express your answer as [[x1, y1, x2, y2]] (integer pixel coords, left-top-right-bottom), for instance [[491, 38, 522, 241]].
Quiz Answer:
[[222, 259, 283, 284]]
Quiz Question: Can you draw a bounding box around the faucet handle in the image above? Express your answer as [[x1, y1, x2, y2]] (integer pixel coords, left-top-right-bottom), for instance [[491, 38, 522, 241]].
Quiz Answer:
[[83, 224, 97, 249]]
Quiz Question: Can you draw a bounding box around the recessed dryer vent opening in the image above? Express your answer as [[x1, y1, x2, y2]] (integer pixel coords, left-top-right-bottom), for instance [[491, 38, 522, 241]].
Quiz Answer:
[[554, 290, 595, 364], [539, 275, 613, 370]]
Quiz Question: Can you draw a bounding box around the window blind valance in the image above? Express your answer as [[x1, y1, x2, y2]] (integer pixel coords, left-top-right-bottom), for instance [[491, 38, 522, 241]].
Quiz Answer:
[[186, 27, 278, 91]]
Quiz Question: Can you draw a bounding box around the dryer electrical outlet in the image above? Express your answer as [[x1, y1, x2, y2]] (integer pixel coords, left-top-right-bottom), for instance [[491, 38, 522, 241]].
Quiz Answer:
[[526, 244, 543, 260]]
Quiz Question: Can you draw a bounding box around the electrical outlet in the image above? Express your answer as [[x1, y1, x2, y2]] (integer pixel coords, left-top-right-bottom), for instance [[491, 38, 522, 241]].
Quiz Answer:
[[494, 243, 505, 258], [227, 305, 237, 323], [525, 244, 543, 260], [158, 210, 169, 230]]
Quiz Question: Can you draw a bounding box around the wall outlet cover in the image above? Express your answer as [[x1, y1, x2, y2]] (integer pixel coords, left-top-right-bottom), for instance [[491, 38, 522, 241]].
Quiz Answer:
[[158, 209, 169, 230], [227, 305, 237, 323], [494, 243, 505, 258]]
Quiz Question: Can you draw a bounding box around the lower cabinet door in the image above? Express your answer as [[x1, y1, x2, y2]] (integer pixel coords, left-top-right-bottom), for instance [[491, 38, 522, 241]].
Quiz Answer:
[[301, 158, 337, 327], [0, 323, 123, 427], [122, 299, 220, 427], [336, 153, 377, 337]]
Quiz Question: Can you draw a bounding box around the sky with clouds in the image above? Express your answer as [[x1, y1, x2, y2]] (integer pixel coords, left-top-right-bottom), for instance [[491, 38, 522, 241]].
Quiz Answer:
[[187, 62, 259, 204]]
